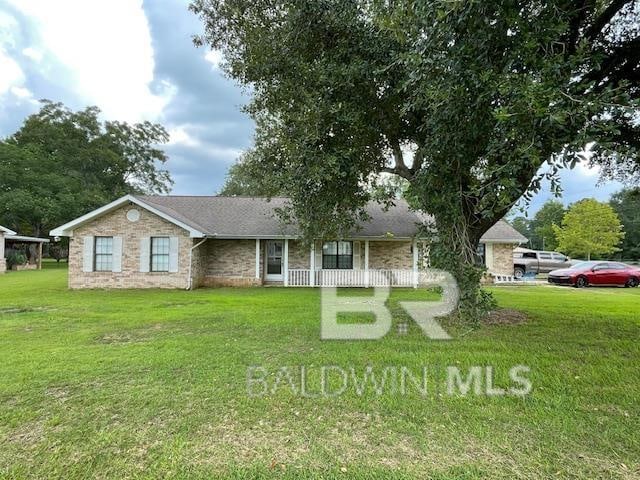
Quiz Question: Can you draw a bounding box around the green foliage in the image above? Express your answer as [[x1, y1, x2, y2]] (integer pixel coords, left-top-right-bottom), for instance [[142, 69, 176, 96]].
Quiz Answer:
[[0, 101, 172, 236], [529, 200, 566, 250], [192, 0, 640, 321], [6, 251, 27, 269], [510, 216, 531, 244], [218, 151, 281, 196], [554, 198, 624, 260], [610, 188, 640, 260]]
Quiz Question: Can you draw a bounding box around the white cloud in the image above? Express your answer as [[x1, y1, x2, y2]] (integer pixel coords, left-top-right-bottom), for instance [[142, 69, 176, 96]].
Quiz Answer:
[[21, 47, 43, 63], [6, 0, 174, 122], [0, 11, 25, 96], [10, 86, 33, 99], [168, 125, 201, 147], [204, 50, 223, 69], [0, 48, 24, 94]]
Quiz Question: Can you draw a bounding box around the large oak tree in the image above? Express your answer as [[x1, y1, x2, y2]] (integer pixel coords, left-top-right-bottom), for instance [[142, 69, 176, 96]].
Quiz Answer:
[[191, 0, 640, 319], [0, 101, 172, 237]]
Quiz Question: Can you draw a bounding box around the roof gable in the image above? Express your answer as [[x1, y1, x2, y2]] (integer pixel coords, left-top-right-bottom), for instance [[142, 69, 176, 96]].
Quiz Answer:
[[49, 195, 206, 238], [480, 220, 528, 243], [0, 225, 17, 235]]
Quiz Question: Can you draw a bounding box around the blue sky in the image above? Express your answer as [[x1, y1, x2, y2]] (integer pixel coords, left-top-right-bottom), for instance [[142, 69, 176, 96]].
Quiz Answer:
[[0, 0, 624, 215]]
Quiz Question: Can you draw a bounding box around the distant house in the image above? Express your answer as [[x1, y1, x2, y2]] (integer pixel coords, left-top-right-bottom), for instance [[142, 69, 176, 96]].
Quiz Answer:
[[50, 195, 526, 289], [1, 225, 49, 273]]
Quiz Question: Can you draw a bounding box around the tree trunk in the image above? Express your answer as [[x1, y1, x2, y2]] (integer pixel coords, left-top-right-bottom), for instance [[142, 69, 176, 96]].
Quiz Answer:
[[427, 216, 496, 323]]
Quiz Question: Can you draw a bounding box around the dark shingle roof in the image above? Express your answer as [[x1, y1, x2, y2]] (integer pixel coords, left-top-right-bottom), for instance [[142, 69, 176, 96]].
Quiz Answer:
[[481, 220, 528, 243], [137, 196, 422, 238], [136, 195, 527, 242]]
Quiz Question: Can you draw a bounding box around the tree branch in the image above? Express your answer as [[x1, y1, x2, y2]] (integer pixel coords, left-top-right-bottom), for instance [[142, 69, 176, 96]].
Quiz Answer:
[[585, 0, 634, 42], [566, 0, 594, 56], [383, 138, 413, 179]]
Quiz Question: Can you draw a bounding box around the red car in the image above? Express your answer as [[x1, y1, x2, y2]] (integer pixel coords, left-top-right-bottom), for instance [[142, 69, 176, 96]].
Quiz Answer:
[[548, 261, 640, 288]]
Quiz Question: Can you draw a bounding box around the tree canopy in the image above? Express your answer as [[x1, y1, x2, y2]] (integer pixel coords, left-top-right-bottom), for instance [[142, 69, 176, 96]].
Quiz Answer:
[[218, 151, 280, 196], [0, 101, 172, 236], [554, 198, 624, 260], [529, 200, 566, 251], [192, 0, 640, 318], [609, 188, 640, 260]]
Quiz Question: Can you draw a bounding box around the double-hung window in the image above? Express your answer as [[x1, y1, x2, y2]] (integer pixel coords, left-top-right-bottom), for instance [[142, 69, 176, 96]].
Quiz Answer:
[[322, 241, 353, 269], [151, 237, 170, 272], [94, 236, 114, 271], [475, 243, 486, 266]]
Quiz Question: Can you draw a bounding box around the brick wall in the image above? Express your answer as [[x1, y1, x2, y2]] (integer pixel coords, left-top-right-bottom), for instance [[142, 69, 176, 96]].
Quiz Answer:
[[69, 204, 192, 289], [288, 240, 310, 269], [368, 241, 413, 270], [490, 242, 517, 275], [200, 239, 262, 287]]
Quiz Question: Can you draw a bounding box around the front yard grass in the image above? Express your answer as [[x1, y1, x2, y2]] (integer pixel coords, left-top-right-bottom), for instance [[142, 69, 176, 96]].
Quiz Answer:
[[0, 266, 638, 479]]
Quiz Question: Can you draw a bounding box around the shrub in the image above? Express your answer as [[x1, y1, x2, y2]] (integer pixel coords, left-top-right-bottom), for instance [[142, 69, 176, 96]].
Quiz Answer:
[[6, 252, 27, 269]]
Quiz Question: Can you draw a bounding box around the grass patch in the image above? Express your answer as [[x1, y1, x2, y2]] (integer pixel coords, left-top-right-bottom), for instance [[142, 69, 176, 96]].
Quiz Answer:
[[0, 266, 638, 478]]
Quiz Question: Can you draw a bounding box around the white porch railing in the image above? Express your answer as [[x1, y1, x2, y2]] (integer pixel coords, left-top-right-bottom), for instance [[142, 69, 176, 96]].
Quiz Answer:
[[288, 269, 416, 287]]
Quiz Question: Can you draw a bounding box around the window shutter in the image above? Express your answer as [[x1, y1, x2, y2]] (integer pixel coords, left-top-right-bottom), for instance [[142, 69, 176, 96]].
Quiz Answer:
[[168, 236, 179, 273], [112, 236, 123, 272], [485, 243, 494, 270], [352, 241, 361, 270], [82, 236, 94, 273], [314, 241, 323, 270], [139, 237, 150, 273]]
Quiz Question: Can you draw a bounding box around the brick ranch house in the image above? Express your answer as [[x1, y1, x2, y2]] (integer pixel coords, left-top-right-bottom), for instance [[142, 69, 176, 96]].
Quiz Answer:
[[49, 195, 526, 289]]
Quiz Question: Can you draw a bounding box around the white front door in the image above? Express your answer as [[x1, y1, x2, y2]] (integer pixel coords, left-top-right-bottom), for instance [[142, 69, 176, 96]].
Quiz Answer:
[[265, 240, 284, 281]]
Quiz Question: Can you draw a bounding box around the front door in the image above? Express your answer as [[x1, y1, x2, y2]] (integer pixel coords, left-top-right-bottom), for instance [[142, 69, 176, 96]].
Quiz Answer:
[[265, 240, 284, 281]]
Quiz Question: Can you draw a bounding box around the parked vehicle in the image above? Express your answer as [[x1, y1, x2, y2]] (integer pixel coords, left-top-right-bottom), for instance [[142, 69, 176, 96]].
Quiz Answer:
[[548, 261, 640, 288], [513, 248, 573, 278]]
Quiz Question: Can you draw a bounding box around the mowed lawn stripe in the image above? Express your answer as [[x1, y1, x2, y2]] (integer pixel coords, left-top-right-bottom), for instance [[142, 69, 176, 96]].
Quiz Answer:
[[0, 265, 638, 479]]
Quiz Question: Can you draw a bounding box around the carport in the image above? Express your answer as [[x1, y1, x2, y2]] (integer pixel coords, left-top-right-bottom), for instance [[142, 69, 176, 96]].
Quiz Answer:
[[1, 225, 50, 272]]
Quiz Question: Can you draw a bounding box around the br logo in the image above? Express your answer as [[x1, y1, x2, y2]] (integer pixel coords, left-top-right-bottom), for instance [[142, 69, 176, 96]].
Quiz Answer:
[[320, 269, 459, 340]]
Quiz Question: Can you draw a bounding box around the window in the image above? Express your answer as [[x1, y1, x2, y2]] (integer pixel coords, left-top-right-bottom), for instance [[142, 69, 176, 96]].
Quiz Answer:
[[151, 237, 170, 272], [552, 253, 567, 262], [523, 252, 537, 259], [94, 236, 113, 272], [539, 253, 552, 260], [322, 241, 353, 269], [609, 263, 626, 270], [475, 243, 486, 266]]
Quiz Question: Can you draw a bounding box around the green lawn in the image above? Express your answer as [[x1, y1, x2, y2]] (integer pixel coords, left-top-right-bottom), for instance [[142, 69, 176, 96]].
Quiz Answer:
[[0, 266, 638, 479]]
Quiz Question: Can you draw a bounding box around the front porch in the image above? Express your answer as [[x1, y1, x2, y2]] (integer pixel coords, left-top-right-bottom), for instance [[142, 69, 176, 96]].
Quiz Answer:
[[193, 237, 424, 288], [287, 268, 417, 287]]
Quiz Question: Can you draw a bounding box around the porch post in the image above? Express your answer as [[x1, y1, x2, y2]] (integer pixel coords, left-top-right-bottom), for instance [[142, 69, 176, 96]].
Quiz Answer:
[[364, 240, 370, 288], [412, 238, 418, 288], [38, 242, 43, 270], [310, 241, 315, 287], [255, 239, 260, 279], [283, 238, 289, 286]]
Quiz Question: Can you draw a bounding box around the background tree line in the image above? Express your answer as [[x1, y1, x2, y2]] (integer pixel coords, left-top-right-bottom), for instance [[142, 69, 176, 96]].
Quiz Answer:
[[510, 189, 639, 260], [0, 101, 173, 238]]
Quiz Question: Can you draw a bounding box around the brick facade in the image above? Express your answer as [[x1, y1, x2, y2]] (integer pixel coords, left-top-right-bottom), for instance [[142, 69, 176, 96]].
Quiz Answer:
[[199, 239, 262, 287], [65, 204, 516, 288], [487, 242, 517, 275], [69, 204, 192, 289], [288, 240, 310, 269], [368, 241, 413, 270]]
